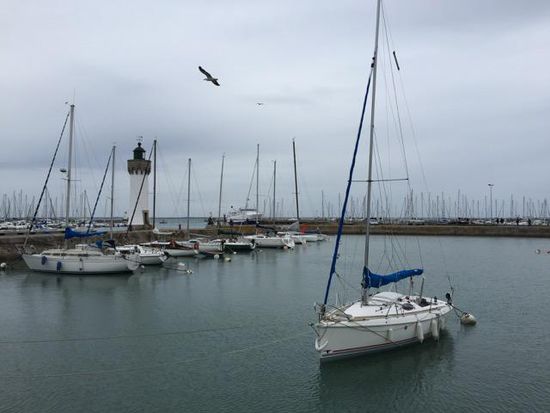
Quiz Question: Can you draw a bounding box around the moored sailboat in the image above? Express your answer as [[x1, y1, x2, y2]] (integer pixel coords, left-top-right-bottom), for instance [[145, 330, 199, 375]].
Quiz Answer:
[[21, 105, 135, 274], [312, 0, 452, 361]]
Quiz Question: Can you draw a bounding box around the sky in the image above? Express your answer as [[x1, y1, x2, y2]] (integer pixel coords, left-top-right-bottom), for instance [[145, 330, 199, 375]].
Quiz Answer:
[[1, 0, 549, 218]]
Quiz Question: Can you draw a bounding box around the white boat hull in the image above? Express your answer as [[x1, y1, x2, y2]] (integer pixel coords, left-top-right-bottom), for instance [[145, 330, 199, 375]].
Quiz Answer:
[[315, 294, 452, 361], [223, 241, 256, 252], [164, 248, 198, 257], [301, 233, 328, 242], [22, 254, 132, 274], [245, 235, 295, 249]]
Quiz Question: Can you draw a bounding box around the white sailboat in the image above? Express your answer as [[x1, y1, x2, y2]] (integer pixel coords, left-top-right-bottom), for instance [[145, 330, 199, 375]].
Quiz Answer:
[[116, 244, 166, 265], [312, 0, 452, 361], [22, 105, 135, 274], [144, 240, 199, 257], [279, 139, 328, 244], [244, 147, 295, 249], [244, 233, 295, 249]]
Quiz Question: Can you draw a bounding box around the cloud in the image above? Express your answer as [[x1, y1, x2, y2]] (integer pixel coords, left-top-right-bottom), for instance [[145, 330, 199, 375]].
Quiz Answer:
[[1, 0, 549, 218]]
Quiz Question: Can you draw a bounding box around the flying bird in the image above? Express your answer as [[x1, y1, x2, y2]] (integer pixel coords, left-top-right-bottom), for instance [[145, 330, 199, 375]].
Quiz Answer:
[[256, 102, 264, 106], [198, 66, 220, 86]]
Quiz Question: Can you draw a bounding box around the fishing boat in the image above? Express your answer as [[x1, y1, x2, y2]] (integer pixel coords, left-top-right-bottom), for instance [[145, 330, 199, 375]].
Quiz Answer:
[[21, 105, 135, 274], [312, 0, 452, 361]]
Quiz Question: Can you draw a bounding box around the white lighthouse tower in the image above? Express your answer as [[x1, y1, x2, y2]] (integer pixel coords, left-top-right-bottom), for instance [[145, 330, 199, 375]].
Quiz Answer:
[[127, 142, 151, 227]]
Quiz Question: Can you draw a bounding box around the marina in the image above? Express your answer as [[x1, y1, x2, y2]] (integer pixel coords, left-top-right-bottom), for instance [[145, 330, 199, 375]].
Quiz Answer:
[[2, 0, 550, 410], [1, 235, 549, 411]]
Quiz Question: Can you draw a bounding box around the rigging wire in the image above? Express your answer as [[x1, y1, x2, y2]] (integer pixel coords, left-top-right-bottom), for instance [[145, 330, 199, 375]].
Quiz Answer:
[[23, 110, 70, 249], [381, 2, 446, 278], [244, 156, 257, 210], [86, 149, 113, 232], [191, 163, 208, 217], [156, 145, 184, 217]]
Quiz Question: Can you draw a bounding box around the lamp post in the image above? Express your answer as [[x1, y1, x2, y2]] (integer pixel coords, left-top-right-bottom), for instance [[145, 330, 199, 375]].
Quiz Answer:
[[488, 183, 494, 222]]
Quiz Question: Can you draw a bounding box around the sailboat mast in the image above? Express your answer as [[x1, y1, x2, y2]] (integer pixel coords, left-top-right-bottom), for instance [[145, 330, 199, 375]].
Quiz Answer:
[[152, 139, 157, 228], [186, 158, 191, 237], [110, 145, 115, 239], [217, 154, 225, 226], [64, 104, 75, 248], [256, 144, 259, 224], [362, 0, 382, 304], [292, 138, 300, 223], [273, 160, 277, 222]]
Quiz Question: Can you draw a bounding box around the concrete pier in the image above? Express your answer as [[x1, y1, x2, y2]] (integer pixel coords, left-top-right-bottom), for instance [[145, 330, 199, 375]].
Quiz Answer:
[[3, 223, 550, 262]]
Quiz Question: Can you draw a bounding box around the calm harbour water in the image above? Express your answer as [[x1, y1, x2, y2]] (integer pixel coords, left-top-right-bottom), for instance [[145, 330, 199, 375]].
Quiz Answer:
[[0, 235, 549, 412]]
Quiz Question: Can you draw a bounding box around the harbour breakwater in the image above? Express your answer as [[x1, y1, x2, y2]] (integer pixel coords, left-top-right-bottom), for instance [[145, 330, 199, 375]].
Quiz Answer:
[[2, 223, 550, 262]]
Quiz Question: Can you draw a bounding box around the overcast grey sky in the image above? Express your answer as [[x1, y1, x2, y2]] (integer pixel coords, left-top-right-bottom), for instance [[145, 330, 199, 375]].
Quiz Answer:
[[1, 0, 549, 218]]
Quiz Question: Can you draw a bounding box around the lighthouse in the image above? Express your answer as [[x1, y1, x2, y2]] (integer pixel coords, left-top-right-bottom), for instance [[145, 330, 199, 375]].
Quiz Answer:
[[127, 142, 151, 227]]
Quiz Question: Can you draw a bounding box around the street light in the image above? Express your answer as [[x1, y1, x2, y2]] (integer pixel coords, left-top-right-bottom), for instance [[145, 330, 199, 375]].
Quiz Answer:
[[488, 183, 494, 222]]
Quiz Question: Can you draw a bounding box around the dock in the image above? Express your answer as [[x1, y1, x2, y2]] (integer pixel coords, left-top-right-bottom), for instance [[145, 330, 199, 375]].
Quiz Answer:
[[2, 222, 550, 262]]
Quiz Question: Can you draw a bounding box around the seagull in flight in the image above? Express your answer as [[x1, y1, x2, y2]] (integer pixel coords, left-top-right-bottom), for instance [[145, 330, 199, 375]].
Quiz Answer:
[[256, 102, 264, 106], [198, 66, 220, 86]]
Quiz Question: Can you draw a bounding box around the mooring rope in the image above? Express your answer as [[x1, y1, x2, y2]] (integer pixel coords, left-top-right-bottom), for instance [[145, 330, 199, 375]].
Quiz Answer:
[[1, 331, 309, 379]]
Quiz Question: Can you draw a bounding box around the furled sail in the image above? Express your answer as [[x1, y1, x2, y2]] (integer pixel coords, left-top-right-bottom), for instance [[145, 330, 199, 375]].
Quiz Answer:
[[362, 268, 423, 288], [64, 227, 106, 239]]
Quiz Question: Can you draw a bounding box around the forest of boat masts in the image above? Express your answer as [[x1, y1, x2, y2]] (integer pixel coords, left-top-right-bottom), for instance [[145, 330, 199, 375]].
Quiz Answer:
[[2, 188, 550, 232]]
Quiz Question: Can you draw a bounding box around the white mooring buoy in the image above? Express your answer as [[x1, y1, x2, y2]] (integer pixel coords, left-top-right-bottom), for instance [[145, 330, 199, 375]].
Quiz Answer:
[[0, 262, 7, 270], [460, 313, 477, 325]]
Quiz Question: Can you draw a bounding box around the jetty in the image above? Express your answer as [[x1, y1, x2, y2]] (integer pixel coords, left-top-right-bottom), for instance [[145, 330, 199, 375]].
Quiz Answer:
[[2, 222, 550, 262]]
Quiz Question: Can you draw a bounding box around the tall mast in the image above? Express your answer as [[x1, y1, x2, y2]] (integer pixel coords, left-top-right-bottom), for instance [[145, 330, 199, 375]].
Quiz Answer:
[[292, 138, 300, 223], [272, 160, 277, 222], [321, 190, 325, 220], [64, 104, 75, 248], [152, 139, 157, 228], [110, 145, 115, 238], [256, 144, 259, 224], [186, 158, 191, 238], [217, 154, 225, 226], [362, 0, 382, 304]]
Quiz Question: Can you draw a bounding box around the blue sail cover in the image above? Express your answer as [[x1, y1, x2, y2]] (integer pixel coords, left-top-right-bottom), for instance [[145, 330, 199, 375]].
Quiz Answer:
[[363, 267, 423, 288], [64, 227, 106, 239]]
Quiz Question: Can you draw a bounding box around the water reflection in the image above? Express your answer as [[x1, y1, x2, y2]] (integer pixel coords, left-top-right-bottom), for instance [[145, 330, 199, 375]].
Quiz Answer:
[[317, 334, 456, 410]]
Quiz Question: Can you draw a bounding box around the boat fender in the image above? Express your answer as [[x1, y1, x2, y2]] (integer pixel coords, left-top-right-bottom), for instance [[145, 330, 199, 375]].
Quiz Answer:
[[56, 261, 62, 272], [0, 262, 7, 270], [416, 321, 424, 343], [460, 313, 477, 325], [430, 318, 440, 340], [214, 254, 220, 259], [41, 256, 47, 265], [386, 328, 393, 342]]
